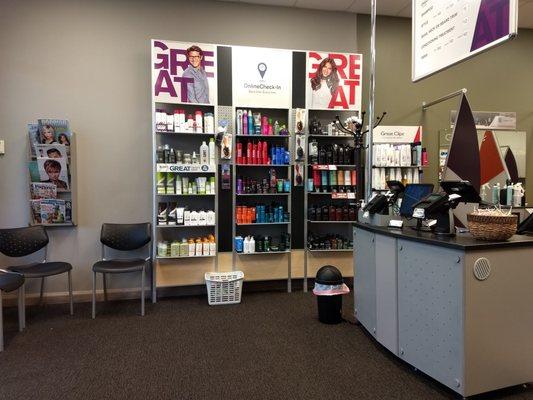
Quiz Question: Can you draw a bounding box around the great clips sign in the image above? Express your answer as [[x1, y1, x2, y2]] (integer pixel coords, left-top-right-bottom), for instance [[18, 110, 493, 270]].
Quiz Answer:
[[151, 40, 217, 104], [306, 51, 363, 112], [373, 126, 422, 144]]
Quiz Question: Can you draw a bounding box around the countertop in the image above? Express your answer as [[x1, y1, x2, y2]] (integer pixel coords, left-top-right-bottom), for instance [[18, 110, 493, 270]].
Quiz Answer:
[[353, 222, 533, 250]]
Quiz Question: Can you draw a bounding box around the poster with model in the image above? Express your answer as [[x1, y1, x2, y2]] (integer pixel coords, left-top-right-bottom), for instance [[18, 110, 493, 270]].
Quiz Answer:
[[306, 51, 362, 112], [152, 40, 217, 105], [28, 158, 70, 191], [232, 46, 292, 108]]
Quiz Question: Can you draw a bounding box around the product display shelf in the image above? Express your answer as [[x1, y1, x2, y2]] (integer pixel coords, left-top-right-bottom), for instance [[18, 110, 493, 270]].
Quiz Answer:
[[151, 101, 219, 302], [236, 250, 291, 256], [303, 109, 359, 292], [308, 248, 353, 253], [232, 106, 292, 292], [28, 132, 77, 228]]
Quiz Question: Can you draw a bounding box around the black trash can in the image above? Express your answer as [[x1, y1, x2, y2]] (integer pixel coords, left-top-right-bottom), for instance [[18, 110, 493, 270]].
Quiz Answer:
[[315, 265, 344, 324]]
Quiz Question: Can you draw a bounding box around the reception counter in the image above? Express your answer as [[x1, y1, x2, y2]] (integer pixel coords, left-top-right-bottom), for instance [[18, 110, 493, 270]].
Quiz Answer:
[[353, 222, 533, 397]]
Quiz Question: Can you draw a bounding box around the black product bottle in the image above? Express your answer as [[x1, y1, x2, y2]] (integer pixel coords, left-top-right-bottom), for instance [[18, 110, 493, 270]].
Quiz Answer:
[[342, 205, 349, 221], [308, 206, 316, 221], [315, 206, 322, 221], [338, 145, 344, 166], [343, 145, 352, 165], [169, 148, 176, 163], [329, 205, 336, 222], [318, 145, 326, 165], [156, 146, 165, 163], [326, 145, 333, 165], [321, 205, 329, 221], [331, 144, 338, 164]]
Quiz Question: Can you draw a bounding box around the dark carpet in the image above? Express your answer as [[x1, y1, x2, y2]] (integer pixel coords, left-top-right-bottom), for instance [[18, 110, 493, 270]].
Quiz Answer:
[[0, 292, 532, 400]]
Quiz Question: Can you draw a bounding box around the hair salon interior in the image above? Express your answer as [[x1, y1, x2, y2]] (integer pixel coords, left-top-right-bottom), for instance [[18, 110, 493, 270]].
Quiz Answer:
[[1, 0, 533, 399]]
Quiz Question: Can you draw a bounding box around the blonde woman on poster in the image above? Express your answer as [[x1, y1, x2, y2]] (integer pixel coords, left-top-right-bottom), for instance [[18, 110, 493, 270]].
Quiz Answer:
[[309, 58, 340, 109]]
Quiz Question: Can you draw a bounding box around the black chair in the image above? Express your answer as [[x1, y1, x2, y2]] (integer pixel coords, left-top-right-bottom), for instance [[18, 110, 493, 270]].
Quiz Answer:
[[92, 223, 152, 318], [0, 270, 25, 351], [0, 226, 74, 326]]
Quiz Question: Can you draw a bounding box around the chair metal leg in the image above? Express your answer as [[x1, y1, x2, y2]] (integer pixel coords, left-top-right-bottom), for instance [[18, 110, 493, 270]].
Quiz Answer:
[[0, 291, 3, 352], [39, 277, 45, 305], [18, 286, 24, 332], [141, 266, 145, 316], [68, 271, 73, 316], [103, 273, 108, 301], [92, 271, 96, 319]]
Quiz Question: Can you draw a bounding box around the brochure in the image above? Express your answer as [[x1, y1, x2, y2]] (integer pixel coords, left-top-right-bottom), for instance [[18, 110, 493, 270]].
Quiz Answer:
[[30, 182, 57, 200]]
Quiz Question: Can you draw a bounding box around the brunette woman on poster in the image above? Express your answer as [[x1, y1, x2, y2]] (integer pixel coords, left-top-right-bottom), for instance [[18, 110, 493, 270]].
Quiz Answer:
[[310, 58, 340, 109]]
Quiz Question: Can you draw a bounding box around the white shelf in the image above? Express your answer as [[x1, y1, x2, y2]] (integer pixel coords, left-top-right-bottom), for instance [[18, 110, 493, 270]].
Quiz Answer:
[[31, 222, 76, 227], [157, 254, 216, 260], [372, 165, 422, 168], [157, 193, 215, 196], [156, 164, 216, 173]]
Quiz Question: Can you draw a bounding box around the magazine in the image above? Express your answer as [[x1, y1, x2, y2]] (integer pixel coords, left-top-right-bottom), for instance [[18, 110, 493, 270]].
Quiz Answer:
[[35, 157, 70, 191], [40, 199, 67, 224], [30, 200, 42, 224], [28, 123, 39, 157], [37, 119, 71, 154], [33, 144, 68, 160], [30, 182, 57, 200]]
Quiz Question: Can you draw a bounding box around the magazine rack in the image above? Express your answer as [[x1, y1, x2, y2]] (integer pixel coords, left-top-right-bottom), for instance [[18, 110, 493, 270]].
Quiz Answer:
[[27, 128, 77, 228]]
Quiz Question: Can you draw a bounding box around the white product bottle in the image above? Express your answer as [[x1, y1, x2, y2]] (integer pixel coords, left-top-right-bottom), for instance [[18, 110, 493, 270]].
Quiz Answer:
[[209, 240, 216, 255], [206, 210, 215, 225], [209, 138, 216, 166], [190, 211, 199, 226], [198, 210, 207, 225], [513, 183, 524, 207], [200, 141, 209, 165], [195, 111, 203, 133], [202, 240, 209, 256], [195, 240, 203, 256], [188, 240, 195, 257], [249, 236, 255, 253], [183, 210, 191, 226], [237, 110, 243, 136], [243, 236, 250, 253]]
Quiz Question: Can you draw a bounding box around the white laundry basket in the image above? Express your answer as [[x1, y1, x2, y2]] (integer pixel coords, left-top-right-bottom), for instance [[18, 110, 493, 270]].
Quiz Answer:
[[204, 271, 244, 305]]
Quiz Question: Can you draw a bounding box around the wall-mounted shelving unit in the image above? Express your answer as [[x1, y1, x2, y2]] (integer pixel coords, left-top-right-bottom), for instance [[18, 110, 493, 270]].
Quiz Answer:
[[151, 102, 219, 301], [303, 110, 358, 292], [231, 107, 292, 292]]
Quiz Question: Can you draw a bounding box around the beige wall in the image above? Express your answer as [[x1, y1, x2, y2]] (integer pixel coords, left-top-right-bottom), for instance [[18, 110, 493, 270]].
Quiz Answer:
[[357, 15, 533, 197], [0, 0, 358, 295]]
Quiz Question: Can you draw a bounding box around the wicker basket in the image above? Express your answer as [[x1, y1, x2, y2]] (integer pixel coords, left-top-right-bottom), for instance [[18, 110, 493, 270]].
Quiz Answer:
[[467, 213, 517, 241]]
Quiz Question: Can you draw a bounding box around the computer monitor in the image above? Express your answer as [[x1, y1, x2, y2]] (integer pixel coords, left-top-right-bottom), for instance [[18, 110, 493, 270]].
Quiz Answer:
[[399, 183, 435, 217]]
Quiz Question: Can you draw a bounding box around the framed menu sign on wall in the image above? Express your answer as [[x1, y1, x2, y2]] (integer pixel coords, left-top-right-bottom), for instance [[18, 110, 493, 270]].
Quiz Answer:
[[412, 0, 518, 82]]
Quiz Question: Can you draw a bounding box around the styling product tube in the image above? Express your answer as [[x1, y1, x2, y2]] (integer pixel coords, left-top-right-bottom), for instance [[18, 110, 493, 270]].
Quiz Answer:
[[242, 110, 248, 135], [344, 170, 351, 190], [337, 170, 344, 192], [166, 174, 175, 194], [252, 141, 257, 164], [183, 210, 191, 226], [262, 116, 268, 135], [248, 110, 253, 135], [268, 118, 273, 135], [321, 171, 328, 192], [329, 171, 337, 192], [176, 207, 185, 225], [237, 142, 243, 164], [263, 141, 268, 164], [237, 110, 243, 136], [254, 113, 261, 135], [157, 172, 166, 194], [182, 177, 189, 195], [247, 141, 252, 163], [209, 138, 215, 165], [209, 177, 215, 194], [351, 170, 356, 187], [197, 177, 206, 195], [313, 170, 321, 191]]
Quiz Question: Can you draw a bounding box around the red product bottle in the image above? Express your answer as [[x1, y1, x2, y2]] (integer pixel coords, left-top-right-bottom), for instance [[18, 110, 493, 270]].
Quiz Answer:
[[313, 170, 321, 192], [253, 141, 258, 164], [237, 142, 243, 164], [263, 142, 268, 165], [351, 170, 357, 191], [247, 141, 252, 164], [257, 141, 263, 164]]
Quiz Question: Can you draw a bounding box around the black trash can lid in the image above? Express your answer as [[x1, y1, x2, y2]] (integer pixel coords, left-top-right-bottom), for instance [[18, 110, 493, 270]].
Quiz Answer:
[[315, 265, 343, 285]]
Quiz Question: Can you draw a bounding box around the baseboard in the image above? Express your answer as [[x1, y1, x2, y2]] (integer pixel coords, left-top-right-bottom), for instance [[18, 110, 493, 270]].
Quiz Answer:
[[1, 278, 354, 307]]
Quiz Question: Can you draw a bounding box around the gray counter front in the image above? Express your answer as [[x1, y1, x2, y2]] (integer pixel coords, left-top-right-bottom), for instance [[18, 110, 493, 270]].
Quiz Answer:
[[353, 222, 533, 397]]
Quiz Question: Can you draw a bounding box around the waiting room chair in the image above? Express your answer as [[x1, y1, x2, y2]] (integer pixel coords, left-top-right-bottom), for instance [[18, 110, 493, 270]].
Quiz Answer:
[[0, 226, 73, 329], [92, 223, 152, 318], [0, 270, 25, 351]]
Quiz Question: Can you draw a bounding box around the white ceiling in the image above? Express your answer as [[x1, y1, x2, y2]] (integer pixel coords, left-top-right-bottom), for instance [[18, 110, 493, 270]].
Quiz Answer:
[[218, 0, 533, 28]]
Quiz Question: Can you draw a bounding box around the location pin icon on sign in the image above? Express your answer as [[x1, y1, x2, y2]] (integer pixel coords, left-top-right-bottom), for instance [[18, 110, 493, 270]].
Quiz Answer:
[[257, 63, 267, 78]]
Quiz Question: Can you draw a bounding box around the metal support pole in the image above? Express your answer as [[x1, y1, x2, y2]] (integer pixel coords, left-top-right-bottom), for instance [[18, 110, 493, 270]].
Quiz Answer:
[[365, 0, 377, 201], [422, 88, 467, 110]]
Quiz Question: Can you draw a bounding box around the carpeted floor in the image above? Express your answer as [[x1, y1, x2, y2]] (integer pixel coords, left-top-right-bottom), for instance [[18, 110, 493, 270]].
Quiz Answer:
[[0, 291, 531, 400]]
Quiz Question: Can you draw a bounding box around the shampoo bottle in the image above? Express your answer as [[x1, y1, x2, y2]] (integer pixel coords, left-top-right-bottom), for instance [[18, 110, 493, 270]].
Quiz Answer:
[[209, 138, 215, 166], [492, 183, 501, 204], [200, 141, 209, 165], [248, 110, 253, 135], [242, 110, 248, 135]]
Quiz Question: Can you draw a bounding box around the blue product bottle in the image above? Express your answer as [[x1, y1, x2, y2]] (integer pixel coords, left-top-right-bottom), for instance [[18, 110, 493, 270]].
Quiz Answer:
[[248, 111, 253, 135], [271, 146, 277, 164], [235, 236, 244, 252], [276, 146, 282, 165], [284, 149, 290, 165]]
